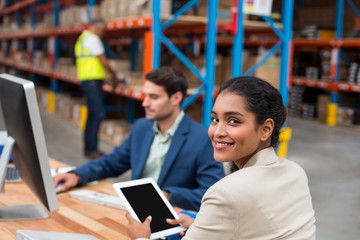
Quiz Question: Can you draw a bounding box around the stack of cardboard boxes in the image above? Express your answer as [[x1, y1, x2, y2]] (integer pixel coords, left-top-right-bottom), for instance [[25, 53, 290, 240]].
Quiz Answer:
[[337, 107, 356, 127], [60, 5, 101, 27], [33, 51, 49, 69], [35, 86, 132, 144], [316, 95, 331, 123], [100, 120, 131, 146], [35, 86, 86, 130], [56, 58, 77, 78], [100, 0, 172, 21], [108, 59, 144, 87]]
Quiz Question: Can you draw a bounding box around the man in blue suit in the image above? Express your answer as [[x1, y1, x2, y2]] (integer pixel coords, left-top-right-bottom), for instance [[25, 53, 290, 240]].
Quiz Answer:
[[53, 66, 224, 211]]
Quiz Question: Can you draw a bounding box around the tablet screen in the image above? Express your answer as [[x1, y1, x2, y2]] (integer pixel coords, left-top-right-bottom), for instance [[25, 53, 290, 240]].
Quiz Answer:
[[121, 183, 180, 232], [113, 178, 186, 239]]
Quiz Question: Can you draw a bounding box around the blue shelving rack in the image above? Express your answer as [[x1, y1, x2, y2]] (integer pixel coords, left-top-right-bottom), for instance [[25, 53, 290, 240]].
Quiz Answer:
[[231, 0, 294, 109], [151, 0, 218, 127], [333, 0, 360, 101]]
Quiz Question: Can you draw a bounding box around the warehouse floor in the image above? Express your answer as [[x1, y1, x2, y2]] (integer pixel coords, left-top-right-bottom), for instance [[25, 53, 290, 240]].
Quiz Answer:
[[41, 110, 360, 240]]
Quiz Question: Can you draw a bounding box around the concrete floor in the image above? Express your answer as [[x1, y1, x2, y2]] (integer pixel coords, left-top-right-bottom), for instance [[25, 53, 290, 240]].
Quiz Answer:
[[41, 110, 360, 240]]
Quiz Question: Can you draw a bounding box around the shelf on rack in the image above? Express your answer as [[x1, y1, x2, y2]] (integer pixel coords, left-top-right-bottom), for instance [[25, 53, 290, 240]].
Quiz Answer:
[[0, 57, 220, 101], [293, 38, 360, 48], [106, 85, 145, 101], [0, 13, 283, 40], [0, 59, 53, 76], [0, 58, 149, 100], [293, 39, 333, 47], [0, 0, 36, 16], [292, 77, 360, 93]]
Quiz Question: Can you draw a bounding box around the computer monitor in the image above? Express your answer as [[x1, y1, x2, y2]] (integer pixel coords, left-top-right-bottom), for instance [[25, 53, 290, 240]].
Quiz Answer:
[[0, 73, 58, 220]]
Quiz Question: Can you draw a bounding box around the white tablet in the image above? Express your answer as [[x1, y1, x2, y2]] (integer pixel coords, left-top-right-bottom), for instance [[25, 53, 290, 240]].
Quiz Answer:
[[113, 178, 186, 239]]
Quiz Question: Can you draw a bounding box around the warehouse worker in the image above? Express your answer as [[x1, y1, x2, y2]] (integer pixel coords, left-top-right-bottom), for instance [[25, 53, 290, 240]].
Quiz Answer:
[[53, 66, 225, 211], [75, 18, 120, 159]]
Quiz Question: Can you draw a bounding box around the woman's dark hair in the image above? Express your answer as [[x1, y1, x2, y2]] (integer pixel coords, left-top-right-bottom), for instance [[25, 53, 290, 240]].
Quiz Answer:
[[145, 66, 188, 103], [218, 76, 287, 172]]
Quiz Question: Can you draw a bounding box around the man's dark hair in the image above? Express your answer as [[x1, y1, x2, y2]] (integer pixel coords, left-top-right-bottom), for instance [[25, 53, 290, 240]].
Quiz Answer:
[[145, 66, 188, 103]]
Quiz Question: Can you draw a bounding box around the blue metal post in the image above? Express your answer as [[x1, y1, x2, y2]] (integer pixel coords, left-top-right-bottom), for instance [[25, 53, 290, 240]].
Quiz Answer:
[[202, 0, 218, 127], [127, 99, 135, 123], [88, 0, 96, 20], [53, 0, 60, 27], [335, 0, 344, 69], [232, 0, 244, 77], [332, 0, 344, 103], [152, 0, 161, 69], [15, 0, 21, 26], [130, 39, 138, 72], [30, 2, 36, 28], [279, 0, 294, 108], [53, 0, 60, 63], [13, 0, 21, 76], [29, 2, 36, 83], [51, 0, 60, 93]]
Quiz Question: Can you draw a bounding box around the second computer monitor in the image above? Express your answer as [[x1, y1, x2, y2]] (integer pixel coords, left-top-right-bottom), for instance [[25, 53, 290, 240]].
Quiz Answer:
[[0, 73, 58, 220]]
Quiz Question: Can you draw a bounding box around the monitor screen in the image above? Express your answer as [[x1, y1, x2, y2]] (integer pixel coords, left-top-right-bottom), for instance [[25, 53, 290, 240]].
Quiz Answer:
[[0, 73, 58, 220]]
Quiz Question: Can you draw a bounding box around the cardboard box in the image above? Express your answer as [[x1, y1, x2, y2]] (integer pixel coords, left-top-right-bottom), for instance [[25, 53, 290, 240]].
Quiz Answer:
[[69, 98, 85, 129], [127, 0, 143, 17], [127, 72, 144, 87], [196, 0, 232, 17], [35, 86, 49, 109], [109, 59, 131, 73], [337, 107, 355, 127], [140, 0, 172, 16], [318, 30, 335, 40], [316, 94, 331, 122], [254, 55, 280, 89], [76, 5, 100, 25], [171, 54, 224, 89], [55, 94, 73, 121], [100, 120, 131, 146], [184, 100, 202, 123]]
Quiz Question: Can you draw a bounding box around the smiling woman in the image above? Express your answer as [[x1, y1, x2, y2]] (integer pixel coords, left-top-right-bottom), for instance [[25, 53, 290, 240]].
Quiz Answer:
[[209, 76, 287, 170], [184, 76, 316, 239], [209, 93, 268, 168], [126, 76, 316, 240]]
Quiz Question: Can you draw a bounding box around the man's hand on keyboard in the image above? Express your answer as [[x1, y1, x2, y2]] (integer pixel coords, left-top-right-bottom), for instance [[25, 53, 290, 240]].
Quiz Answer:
[[53, 173, 80, 193]]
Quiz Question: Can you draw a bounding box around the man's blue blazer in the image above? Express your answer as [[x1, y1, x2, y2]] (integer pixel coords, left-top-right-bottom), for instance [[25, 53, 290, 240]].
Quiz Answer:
[[74, 115, 225, 211]]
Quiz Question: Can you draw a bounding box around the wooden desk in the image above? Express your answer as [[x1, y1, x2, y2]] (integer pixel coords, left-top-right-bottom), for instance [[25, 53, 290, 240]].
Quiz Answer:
[[0, 160, 130, 240]]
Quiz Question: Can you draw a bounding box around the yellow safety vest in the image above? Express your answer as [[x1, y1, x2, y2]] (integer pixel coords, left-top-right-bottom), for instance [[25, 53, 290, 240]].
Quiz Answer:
[[74, 31, 105, 81]]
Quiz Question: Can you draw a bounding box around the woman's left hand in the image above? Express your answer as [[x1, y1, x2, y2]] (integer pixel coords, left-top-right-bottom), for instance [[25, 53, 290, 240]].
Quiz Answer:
[[126, 212, 152, 240]]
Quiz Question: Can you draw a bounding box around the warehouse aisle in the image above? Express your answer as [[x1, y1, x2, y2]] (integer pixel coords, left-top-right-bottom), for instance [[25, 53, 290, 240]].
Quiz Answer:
[[287, 117, 360, 240], [41, 110, 360, 240]]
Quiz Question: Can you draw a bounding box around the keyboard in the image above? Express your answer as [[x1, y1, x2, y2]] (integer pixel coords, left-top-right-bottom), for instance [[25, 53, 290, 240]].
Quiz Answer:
[[16, 230, 99, 240], [5, 166, 76, 182], [5, 165, 21, 182], [68, 189, 126, 209]]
